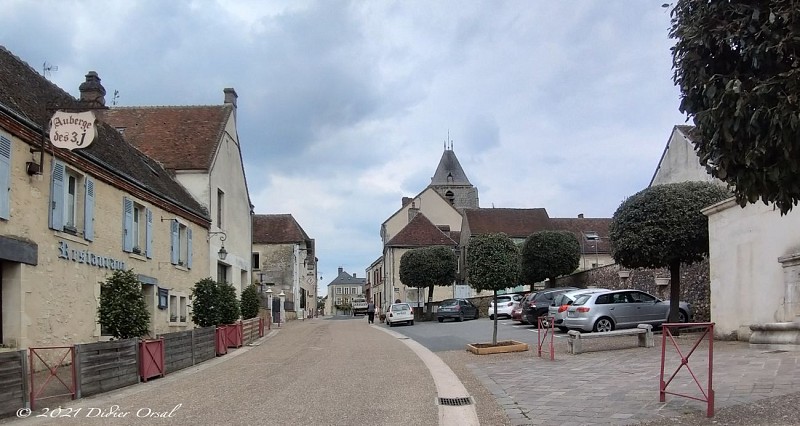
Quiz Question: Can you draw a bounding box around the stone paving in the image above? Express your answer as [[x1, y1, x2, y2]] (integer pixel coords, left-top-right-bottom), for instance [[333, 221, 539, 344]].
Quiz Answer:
[[467, 333, 800, 425]]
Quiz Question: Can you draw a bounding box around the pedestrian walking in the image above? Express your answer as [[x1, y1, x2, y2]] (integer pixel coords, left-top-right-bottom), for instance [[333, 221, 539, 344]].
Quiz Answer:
[[367, 301, 376, 324]]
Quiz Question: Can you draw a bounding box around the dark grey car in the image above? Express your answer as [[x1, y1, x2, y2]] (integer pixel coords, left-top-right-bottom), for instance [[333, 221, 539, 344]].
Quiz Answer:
[[521, 287, 577, 325], [436, 298, 479, 322]]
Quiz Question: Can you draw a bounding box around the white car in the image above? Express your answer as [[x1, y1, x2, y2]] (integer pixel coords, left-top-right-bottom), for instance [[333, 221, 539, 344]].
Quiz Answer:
[[489, 294, 523, 320], [386, 303, 414, 327]]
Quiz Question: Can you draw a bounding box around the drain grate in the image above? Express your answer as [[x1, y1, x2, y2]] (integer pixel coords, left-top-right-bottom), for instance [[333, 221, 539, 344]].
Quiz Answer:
[[439, 397, 472, 406]]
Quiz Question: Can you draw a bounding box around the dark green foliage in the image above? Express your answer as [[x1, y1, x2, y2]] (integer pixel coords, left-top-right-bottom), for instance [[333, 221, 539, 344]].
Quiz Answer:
[[467, 233, 520, 345], [400, 246, 458, 318], [240, 284, 261, 320], [97, 269, 150, 339], [520, 231, 581, 289], [217, 283, 241, 325], [670, 1, 800, 214], [191, 277, 241, 327], [610, 182, 730, 322]]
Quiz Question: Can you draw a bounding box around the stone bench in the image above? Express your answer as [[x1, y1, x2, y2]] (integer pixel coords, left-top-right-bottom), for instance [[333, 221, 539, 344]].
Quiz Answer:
[[567, 324, 654, 354]]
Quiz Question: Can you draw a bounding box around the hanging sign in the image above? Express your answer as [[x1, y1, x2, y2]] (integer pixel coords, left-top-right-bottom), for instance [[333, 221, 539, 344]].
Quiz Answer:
[[49, 110, 97, 150]]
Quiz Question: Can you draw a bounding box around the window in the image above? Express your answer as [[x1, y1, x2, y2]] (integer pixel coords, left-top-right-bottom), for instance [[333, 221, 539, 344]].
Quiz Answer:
[[158, 288, 168, 310], [252, 252, 261, 270], [51, 160, 95, 240], [0, 134, 10, 220], [169, 294, 188, 323], [123, 198, 152, 257], [217, 189, 225, 228], [170, 220, 192, 268], [335, 287, 341, 294], [217, 262, 229, 284]]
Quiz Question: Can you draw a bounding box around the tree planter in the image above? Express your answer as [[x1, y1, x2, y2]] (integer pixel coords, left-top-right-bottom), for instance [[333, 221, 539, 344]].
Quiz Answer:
[[467, 340, 529, 355], [225, 322, 243, 348], [139, 338, 165, 382], [215, 326, 228, 356]]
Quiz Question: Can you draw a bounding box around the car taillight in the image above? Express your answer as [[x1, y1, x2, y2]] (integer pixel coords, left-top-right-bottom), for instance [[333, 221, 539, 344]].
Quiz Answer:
[[558, 305, 569, 313], [506, 302, 513, 307], [576, 307, 590, 313], [388, 313, 393, 317]]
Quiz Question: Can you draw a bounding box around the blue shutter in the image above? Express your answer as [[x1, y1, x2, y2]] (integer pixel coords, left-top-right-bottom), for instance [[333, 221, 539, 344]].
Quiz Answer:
[[145, 208, 153, 258], [122, 197, 133, 252], [187, 228, 193, 269], [170, 220, 179, 264], [50, 160, 65, 231], [0, 135, 10, 220], [83, 177, 95, 241]]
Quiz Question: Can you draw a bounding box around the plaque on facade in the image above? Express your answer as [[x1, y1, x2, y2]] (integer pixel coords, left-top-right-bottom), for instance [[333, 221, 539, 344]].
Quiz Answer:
[[49, 110, 97, 150]]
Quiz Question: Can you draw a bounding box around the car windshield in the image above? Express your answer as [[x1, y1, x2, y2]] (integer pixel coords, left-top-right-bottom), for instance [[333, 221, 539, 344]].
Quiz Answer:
[[493, 296, 511, 304], [392, 304, 410, 311], [573, 294, 592, 306], [440, 299, 458, 307]]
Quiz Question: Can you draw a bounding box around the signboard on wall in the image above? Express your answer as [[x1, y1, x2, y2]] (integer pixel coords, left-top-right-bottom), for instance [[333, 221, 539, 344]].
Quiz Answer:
[[49, 110, 97, 150]]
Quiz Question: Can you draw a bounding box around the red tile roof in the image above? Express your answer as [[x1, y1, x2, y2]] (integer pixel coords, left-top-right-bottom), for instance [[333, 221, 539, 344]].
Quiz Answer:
[[549, 217, 613, 254], [98, 105, 232, 171], [386, 213, 458, 247], [252, 214, 311, 244], [463, 208, 551, 238]]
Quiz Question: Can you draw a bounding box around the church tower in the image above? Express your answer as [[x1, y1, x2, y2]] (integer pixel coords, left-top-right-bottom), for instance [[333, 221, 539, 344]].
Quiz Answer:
[[429, 142, 479, 210]]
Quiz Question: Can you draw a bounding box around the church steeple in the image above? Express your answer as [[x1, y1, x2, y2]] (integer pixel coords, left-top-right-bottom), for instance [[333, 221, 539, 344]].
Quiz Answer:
[[428, 139, 479, 210]]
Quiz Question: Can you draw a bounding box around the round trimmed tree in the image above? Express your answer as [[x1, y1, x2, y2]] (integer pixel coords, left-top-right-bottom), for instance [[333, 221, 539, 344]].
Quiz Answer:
[[241, 284, 261, 320], [520, 230, 581, 290], [670, 0, 800, 214], [610, 182, 730, 322], [399, 246, 458, 320], [97, 269, 150, 340], [191, 277, 219, 327], [217, 283, 241, 325], [466, 233, 520, 345]]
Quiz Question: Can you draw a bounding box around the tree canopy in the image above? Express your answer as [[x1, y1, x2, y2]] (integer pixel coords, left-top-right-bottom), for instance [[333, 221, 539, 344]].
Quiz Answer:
[[520, 230, 581, 289], [467, 233, 520, 345], [191, 278, 241, 327], [240, 284, 261, 320], [97, 269, 150, 340], [610, 181, 730, 322], [670, 0, 800, 214], [399, 246, 457, 318]]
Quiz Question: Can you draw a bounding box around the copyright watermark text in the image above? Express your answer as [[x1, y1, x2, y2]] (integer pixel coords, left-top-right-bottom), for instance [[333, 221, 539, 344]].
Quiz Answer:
[[16, 404, 182, 419]]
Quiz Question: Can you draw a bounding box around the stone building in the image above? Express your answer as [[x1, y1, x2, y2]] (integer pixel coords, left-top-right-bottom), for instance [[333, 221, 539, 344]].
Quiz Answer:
[[325, 267, 365, 316], [0, 46, 214, 348]]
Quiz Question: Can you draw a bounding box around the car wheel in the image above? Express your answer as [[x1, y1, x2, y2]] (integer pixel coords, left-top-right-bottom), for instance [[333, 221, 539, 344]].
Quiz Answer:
[[489, 314, 494, 320], [557, 326, 568, 333], [389, 321, 394, 327], [457, 313, 464, 322], [593, 317, 614, 332], [438, 317, 444, 323], [678, 309, 688, 323]]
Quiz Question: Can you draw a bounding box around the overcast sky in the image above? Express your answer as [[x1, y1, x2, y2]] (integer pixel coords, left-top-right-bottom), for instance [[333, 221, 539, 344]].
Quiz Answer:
[[2, 1, 687, 297]]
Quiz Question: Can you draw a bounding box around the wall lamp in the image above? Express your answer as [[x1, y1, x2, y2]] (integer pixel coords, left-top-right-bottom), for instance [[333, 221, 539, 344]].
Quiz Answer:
[[208, 231, 228, 261]]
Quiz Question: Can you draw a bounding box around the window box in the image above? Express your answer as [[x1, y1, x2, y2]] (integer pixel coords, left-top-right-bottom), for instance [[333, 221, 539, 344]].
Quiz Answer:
[[170, 315, 177, 322], [132, 246, 142, 255]]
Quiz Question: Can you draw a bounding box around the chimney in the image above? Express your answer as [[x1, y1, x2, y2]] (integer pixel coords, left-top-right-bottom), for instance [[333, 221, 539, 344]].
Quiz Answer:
[[224, 88, 238, 108], [408, 206, 420, 223], [352, 273, 356, 278], [402, 197, 412, 207], [79, 71, 106, 108], [338, 267, 343, 275], [578, 213, 584, 219]]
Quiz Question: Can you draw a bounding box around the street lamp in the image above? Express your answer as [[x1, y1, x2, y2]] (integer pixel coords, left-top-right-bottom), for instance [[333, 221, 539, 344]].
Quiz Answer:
[[207, 231, 228, 260]]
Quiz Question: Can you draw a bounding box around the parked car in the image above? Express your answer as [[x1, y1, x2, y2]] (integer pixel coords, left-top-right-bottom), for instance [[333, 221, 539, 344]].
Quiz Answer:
[[489, 294, 523, 320], [386, 303, 414, 327], [563, 289, 692, 332], [522, 287, 578, 325], [511, 293, 534, 324], [547, 288, 609, 332], [437, 298, 479, 322]]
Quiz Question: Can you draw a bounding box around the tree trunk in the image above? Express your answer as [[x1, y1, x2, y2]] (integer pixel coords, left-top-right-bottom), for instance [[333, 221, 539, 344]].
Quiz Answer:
[[548, 276, 556, 289], [426, 285, 434, 320], [669, 260, 681, 335], [492, 290, 498, 345]]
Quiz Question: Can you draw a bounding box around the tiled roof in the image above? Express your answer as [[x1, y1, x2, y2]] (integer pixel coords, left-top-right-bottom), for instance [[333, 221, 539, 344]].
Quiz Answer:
[[463, 208, 551, 238], [98, 105, 231, 171], [327, 268, 366, 287], [548, 217, 613, 254], [431, 149, 471, 186], [252, 214, 311, 244], [0, 45, 209, 222], [386, 213, 458, 247]]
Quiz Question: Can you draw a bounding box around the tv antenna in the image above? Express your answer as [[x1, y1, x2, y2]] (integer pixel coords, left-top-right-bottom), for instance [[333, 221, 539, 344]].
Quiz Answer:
[[42, 61, 58, 79], [111, 90, 120, 106]]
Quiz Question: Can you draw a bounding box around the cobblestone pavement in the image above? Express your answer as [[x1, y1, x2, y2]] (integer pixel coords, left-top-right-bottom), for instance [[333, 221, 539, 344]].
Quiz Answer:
[[459, 332, 800, 426]]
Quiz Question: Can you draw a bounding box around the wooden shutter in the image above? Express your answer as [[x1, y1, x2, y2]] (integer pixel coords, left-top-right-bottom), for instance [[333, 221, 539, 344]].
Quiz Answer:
[[170, 220, 179, 264], [0, 135, 10, 220], [83, 177, 95, 241], [187, 228, 193, 269], [50, 160, 65, 231], [145, 208, 153, 258], [122, 197, 133, 252]]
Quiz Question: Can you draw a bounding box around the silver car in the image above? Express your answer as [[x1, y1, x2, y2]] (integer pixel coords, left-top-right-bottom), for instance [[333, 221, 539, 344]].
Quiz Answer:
[[547, 288, 609, 332], [563, 289, 692, 332]]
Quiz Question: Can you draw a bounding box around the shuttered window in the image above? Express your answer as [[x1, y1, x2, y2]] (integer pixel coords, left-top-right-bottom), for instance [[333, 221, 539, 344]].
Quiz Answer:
[[0, 135, 11, 220]]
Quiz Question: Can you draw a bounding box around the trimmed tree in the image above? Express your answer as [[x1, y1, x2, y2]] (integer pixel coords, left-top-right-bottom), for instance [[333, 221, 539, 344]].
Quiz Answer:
[[466, 233, 520, 345], [241, 284, 261, 320], [217, 283, 241, 325], [191, 277, 219, 327], [520, 231, 581, 290], [610, 182, 730, 323], [97, 269, 150, 340], [670, 1, 800, 214], [399, 246, 458, 320]]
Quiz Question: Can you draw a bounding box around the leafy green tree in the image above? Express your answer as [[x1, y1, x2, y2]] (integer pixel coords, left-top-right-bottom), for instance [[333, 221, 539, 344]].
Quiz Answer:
[[670, 0, 800, 214], [217, 283, 241, 325], [240, 284, 261, 320], [191, 277, 219, 327], [97, 269, 150, 340], [399, 246, 458, 319], [466, 233, 520, 345], [610, 182, 730, 323], [520, 231, 581, 290]]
